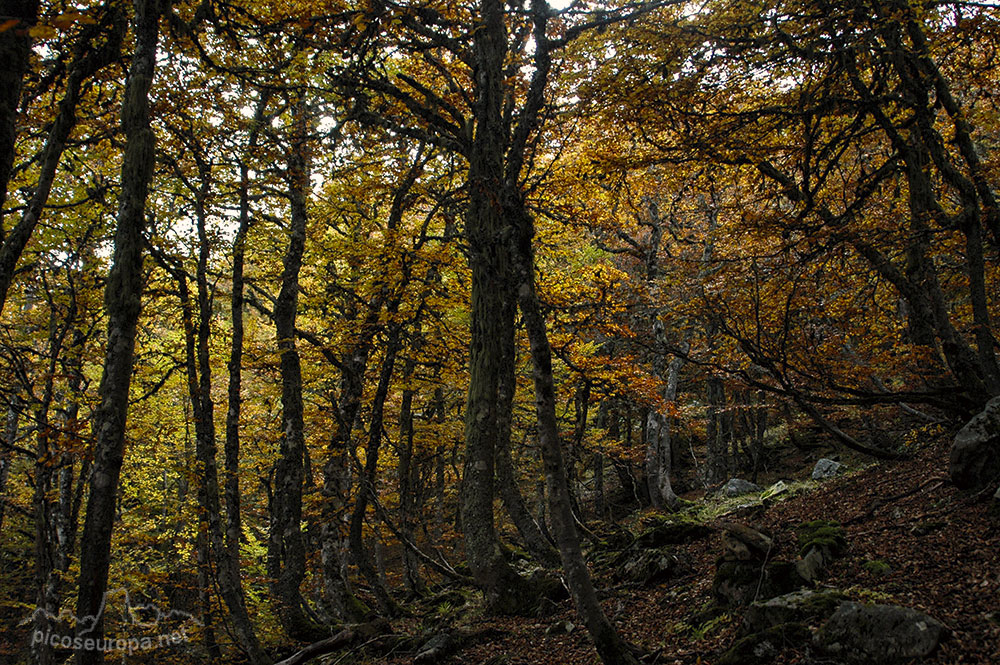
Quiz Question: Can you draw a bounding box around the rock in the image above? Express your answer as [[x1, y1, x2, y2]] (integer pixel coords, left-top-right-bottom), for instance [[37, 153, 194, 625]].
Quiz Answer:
[[633, 519, 712, 548], [794, 521, 846, 583], [814, 602, 947, 663], [544, 620, 575, 635], [713, 559, 806, 607], [796, 520, 847, 560], [617, 547, 683, 586], [760, 480, 789, 501], [720, 523, 774, 561], [811, 458, 843, 480], [744, 589, 848, 634], [723, 478, 762, 497], [414, 633, 458, 664], [716, 623, 811, 665], [794, 547, 827, 584], [950, 395, 1000, 490]]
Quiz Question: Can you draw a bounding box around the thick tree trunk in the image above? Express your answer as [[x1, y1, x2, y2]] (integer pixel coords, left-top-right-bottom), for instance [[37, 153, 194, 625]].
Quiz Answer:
[[460, 0, 532, 614], [73, 3, 163, 663]]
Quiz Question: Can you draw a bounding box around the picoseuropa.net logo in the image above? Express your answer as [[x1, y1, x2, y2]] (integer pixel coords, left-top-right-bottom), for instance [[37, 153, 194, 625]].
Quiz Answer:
[[25, 588, 201, 656]]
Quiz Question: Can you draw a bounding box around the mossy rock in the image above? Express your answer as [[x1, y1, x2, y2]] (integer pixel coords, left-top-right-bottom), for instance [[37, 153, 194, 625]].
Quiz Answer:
[[744, 589, 848, 634], [712, 559, 805, 607], [863, 560, 892, 577], [587, 521, 635, 550], [527, 568, 569, 603], [616, 546, 685, 587], [635, 519, 712, 549], [716, 622, 812, 665], [796, 520, 847, 559]]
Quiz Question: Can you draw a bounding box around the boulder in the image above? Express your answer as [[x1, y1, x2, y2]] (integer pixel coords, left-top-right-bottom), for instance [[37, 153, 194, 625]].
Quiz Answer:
[[716, 623, 811, 665], [617, 547, 683, 587], [633, 519, 712, 548], [720, 523, 774, 561], [744, 589, 848, 634], [814, 602, 947, 663], [811, 458, 843, 480], [414, 633, 458, 664], [950, 396, 1000, 490], [713, 559, 806, 607], [723, 478, 762, 497]]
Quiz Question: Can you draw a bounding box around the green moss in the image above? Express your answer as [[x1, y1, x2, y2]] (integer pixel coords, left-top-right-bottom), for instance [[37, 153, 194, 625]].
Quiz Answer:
[[796, 520, 847, 558], [863, 559, 891, 577], [717, 623, 811, 665]]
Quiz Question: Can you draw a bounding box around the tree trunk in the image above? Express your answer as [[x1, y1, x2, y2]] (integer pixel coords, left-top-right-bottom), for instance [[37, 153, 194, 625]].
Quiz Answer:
[[0, 0, 40, 237], [513, 203, 638, 665], [496, 343, 559, 567], [73, 2, 163, 662], [225, 91, 269, 567], [268, 98, 323, 641], [460, 0, 532, 614], [396, 372, 425, 596], [0, 395, 19, 533], [348, 325, 403, 616], [170, 198, 268, 663], [0, 9, 123, 314], [705, 377, 729, 486]]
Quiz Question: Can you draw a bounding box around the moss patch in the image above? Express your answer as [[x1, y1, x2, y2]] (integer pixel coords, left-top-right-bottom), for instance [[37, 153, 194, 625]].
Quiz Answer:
[[796, 520, 847, 558]]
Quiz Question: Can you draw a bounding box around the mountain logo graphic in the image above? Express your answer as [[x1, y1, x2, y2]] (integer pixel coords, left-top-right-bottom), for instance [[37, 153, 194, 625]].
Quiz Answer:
[[24, 588, 202, 636]]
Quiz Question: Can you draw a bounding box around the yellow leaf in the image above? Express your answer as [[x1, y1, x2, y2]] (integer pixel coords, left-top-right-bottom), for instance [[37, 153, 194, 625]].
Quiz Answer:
[[28, 24, 57, 39], [0, 19, 20, 33], [51, 12, 97, 30]]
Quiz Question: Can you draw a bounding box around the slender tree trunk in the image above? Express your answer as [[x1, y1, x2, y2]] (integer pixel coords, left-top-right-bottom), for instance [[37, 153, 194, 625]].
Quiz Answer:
[[705, 377, 729, 486], [74, 3, 164, 662], [0, 10, 123, 314], [0, 395, 19, 533], [268, 98, 323, 641], [513, 203, 638, 665], [168, 203, 268, 664], [397, 356, 428, 596], [0, 0, 40, 237], [496, 342, 559, 566], [645, 348, 683, 510], [225, 91, 269, 567], [348, 325, 403, 616]]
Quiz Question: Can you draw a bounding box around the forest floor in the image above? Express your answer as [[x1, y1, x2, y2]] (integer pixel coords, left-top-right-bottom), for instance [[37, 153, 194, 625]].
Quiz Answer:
[[375, 435, 1000, 665], [3, 434, 998, 665]]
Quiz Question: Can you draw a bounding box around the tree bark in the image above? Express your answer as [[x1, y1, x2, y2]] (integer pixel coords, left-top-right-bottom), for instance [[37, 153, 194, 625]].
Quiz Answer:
[[513, 203, 639, 665], [0, 395, 19, 533], [459, 0, 532, 614], [74, 2, 164, 663], [0, 9, 123, 314], [268, 98, 324, 641], [174, 194, 268, 663], [0, 0, 40, 237]]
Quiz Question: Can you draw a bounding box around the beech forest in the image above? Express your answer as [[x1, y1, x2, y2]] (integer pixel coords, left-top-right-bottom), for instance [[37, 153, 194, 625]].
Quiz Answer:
[[1, 1, 999, 664]]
